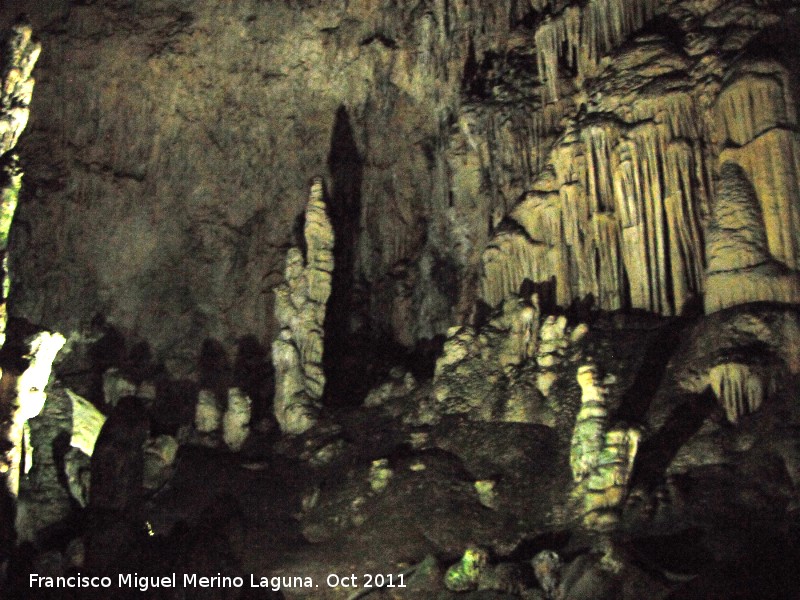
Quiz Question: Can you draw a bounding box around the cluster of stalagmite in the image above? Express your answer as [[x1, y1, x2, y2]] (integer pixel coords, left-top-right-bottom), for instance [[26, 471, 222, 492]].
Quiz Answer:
[[192, 387, 252, 451], [272, 179, 334, 434], [570, 363, 640, 530], [426, 294, 584, 426], [708, 363, 766, 425]]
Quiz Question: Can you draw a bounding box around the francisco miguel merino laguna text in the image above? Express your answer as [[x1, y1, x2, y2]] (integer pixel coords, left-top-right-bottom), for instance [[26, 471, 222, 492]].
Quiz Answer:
[[30, 573, 317, 592]]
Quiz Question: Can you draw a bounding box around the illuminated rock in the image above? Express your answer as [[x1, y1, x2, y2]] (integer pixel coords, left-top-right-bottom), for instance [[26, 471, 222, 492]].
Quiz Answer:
[[582, 426, 641, 530], [490, 293, 540, 370], [142, 435, 179, 491], [709, 362, 766, 424], [65, 389, 106, 457], [222, 388, 251, 452], [194, 389, 221, 434], [272, 179, 334, 434], [704, 162, 800, 313], [101, 368, 136, 408], [532, 550, 563, 600], [570, 364, 609, 483], [444, 546, 489, 592], [570, 362, 640, 530]]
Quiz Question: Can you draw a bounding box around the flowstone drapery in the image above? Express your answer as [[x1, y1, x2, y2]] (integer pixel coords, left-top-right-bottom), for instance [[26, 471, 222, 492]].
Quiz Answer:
[[273, 179, 334, 435]]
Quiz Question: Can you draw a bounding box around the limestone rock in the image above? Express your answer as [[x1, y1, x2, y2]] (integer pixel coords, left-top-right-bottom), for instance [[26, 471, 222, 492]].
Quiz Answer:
[[531, 550, 563, 600], [222, 388, 251, 452], [444, 546, 489, 592], [65, 389, 106, 457], [102, 368, 137, 408], [582, 426, 641, 530], [194, 389, 221, 435], [363, 368, 416, 408], [142, 434, 179, 491], [368, 458, 393, 493], [570, 364, 609, 482], [708, 362, 766, 424], [704, 162, 800, 312], [273, 179, 333, 435]]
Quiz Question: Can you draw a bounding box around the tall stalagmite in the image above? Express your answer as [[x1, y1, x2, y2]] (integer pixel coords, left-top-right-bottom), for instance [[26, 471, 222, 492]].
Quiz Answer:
[[273, 179, 334, 434]]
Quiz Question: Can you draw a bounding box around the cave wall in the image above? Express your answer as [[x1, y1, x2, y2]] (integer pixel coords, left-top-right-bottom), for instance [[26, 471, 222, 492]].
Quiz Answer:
[[4, 0, 800, 382]]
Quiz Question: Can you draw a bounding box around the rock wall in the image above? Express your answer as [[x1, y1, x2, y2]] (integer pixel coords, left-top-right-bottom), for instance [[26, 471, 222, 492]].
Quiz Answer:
[[3, 0, 800, 386]]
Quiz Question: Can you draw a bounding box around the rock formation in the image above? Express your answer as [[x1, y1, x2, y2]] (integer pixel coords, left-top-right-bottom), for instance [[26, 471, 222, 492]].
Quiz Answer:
[[142, 434, 178, 491], [272, 178, 334, 435], [444, 546, 490, 592], [194, 389, 221, 437], [708, 362, 766, 424], [704, 162, 800, 312], [571, 362, 640, 530], [1, 331, 65, 496], [222, 387, 251, 452], [570, 364, 610, 482]]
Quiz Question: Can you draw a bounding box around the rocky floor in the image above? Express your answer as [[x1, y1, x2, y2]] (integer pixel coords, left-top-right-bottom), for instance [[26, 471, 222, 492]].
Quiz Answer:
[[7, 306, 800, 600]]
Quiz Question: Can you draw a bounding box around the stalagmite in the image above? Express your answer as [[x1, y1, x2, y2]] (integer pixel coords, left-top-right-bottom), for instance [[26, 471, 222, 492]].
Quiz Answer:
[[490, 293, 540, 370], [570, 364, 609, 482], [583, 426, 640, 530], [704, 161, 800, 313], [571, 362, 639, 530], [709, 363, 766, 424], [272, 178, 334, 434], [195, 389, 221, 434], [222, 388, 251, 452], [0, 19, 40, 352]]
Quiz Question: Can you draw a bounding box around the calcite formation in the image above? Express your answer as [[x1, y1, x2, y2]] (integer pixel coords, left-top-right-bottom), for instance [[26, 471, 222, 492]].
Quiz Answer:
[[194, 389, 221, 435], [273, 179, 334, 435], [531, 550, 563, 600], [65, 389, 106, 457], [570, 364, 610, 482], [708, 362, 766, 424], [490, 292, 540, 370], [444, 546, 489, 592], [570, 363, 640, 530], [582, 426, 641, 530], [222, 388, 251, 452], [0, 20, 40, 344], [428, 295, 582, 426], [1, 332, 65, 496], [704, 162, 800, 312], [142, 434, 179, 490]]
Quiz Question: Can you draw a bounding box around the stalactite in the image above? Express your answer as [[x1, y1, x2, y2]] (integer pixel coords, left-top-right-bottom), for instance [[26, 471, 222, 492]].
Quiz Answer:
[[709, 363, 766, 424], [534, 0, 659, 101]]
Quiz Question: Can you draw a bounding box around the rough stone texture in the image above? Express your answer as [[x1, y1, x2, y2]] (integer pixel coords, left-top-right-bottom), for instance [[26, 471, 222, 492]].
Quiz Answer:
[[4, 1, 800, 598], [272, 179, 333, 434]]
